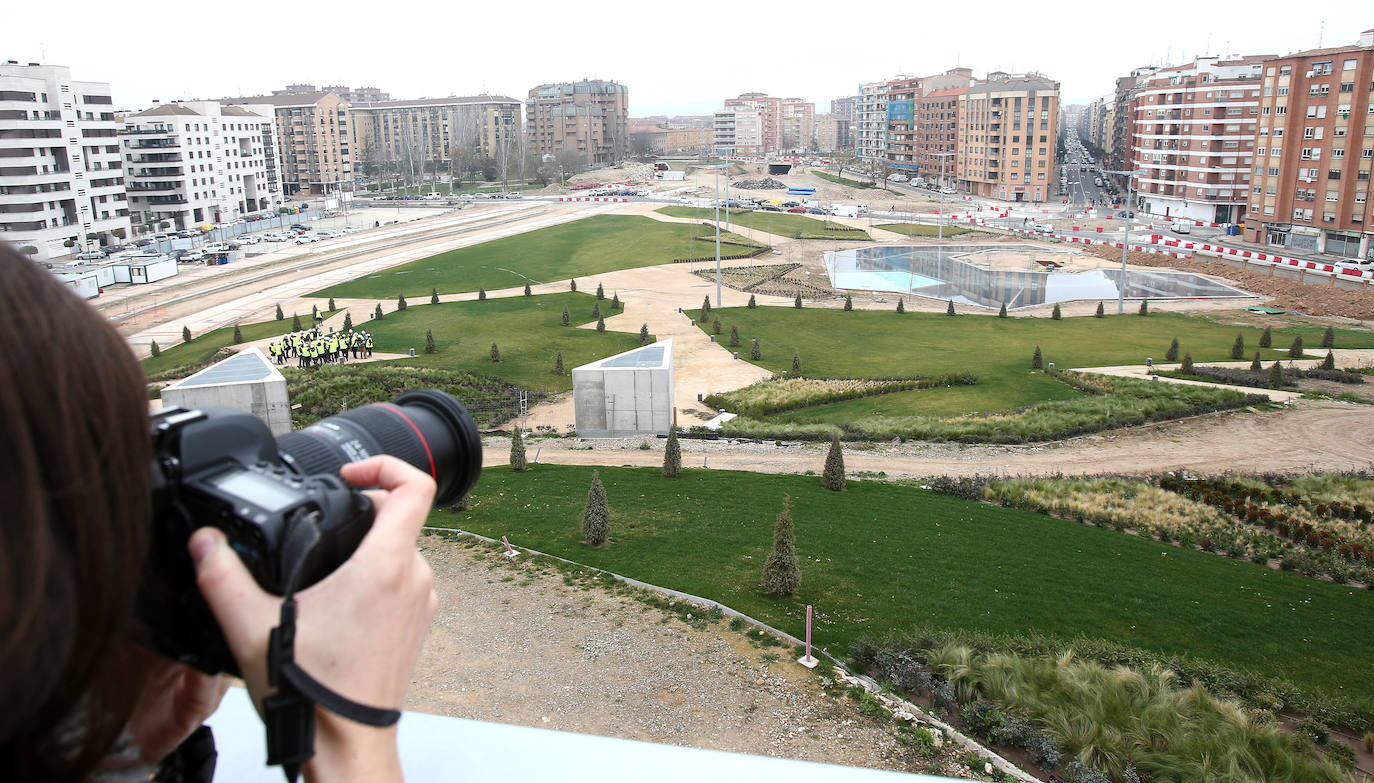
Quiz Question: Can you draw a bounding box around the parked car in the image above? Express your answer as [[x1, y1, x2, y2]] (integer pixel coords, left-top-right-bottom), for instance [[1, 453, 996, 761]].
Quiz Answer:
[[1033, 223, 1054, 235], [236, 235, 261, 245], [502, 192, 523, 199], [202, 242, 230, 253], [316, 230, 341, 239], [1169, 220, 1192, 234], [294, 234, 318, 244], [100, 244, 127, 255], [133, 239, 153, 247], [786, 207, 807, 213], [74, 250, 106, 260], [177, 229, 200, 238], [759, 204, 784, 212], [175, 248, 206, 263], [341, 225, 362, 233], [289, 223, 311, 232], [806, 207, 828, 215]]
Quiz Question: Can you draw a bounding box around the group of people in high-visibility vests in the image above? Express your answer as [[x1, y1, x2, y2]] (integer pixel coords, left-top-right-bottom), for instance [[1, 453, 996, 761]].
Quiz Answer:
[[268, 327, 373, 367]]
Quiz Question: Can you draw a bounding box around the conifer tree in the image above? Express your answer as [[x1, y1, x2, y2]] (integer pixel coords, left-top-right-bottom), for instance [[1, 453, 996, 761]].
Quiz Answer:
[[343, 311, 353, 331], [431, 288, 439, 305], [700, 295, 711, 322], [1231, 333, 1245, 360], [312, 304, 319, 321], [897, 298, 905, 313], [232, 324, 243, 344], [424, 329, 436, 354], [592, 301, 602, 320], [1095, 301, 1104, 318], [729, 324, 740, 347], [1289, 336, 1304, 358], [1031, 345, 1043, 369], [478, 287, 487, 301], [639, 323, 651, 345], [1051, 303, 1062, 320], [747, 294, 757, 309], [1249, 351, 1262, 372], [292, 314, 302, 331], [1322, 350, 1335, 370], [794, 294, 802, 309], [791, 350, 801, 376], [182, 325, 192, 343], [844, 295, 853, 311], [1259, 326, 1271, 348], [569, 279, 577, 292], [1166, 338, 1179, 362], [822, 433, 845, 491], [596, 316, 606, 332], [374, 304, 384, 320], [490, 342, 500, 362], [523, 282, 532, 297], [582, 470, 610, 546], [509, 428, 527, 472], [554, 351, 565, 375], [1180, 353, 1194, 375], [562, 306, 571, 326], [1138, 300, 1149, 316], [1322, 326, 1335, 348], [150, 340, 160, 357], [662, 429, 682, 478], [712, 317, 722, 334], [611, 293, 621, 310], [328, 297, 336, 311], [999, 302, 1008, 318], [596, 282, 605, 300], [946, 300, 956, 316], [397, 293, 407, 311], [750, 338, 762, 360], [1269, 361, 1285, 389], [760, 496, 800, 597], [275, 303, 284, 321]]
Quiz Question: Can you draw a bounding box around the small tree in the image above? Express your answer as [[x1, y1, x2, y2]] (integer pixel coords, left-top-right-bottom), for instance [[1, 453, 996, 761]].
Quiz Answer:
[[581, 470, 610, 546], [1165, 338, 1179, 362], [1031, 345, 1043, 369], [430, 288, 439, 305], [611, 293, 621, 311], [478, 287, 487, 301], [292, 313, 303, 331], [1231, 333, 1245, 360], [793, 294, 802, 309], [343, 311, 353, 331], [822, 433, 845, 491], [275, 303, 284, 321], [712, 317, 722, 335], [232, 324, 243, 344], [1269, 361, 1285, 389], [596, 316, 606, 332], [328, 297, 336, 311], [150, 340, 160, 357], [374, 304, 384, 320], [182, 325, 192, 343], [729, 324, 740, 347], [1322, 326, 1335, 349], [760, 496, 800, 597], [999, 302, 1008, 318], [424, 329, 436, 354], [791, 350, 801, 376], [1180, 353, 1194, 375], [1289, 336, 1304, 358], [1138, 300, 1149, 316], [592, 301, 602, 320], [596, 282, 605, 300], [509, 428, 527, 472], [570, 279, 577, 292], [1322, 350, 1335, 370], [1051, 303, 1062, 320], [750, 338, 762, 360], [523, 282, 532, 297], [1259, 326, 1272, 348], [1250, 351, 1262, 371], [844, 295, 853, 311], [1095, 301, 1104, 318], [397, 294, 407, 311], [747, 294, 757, 309], [700, 296, 711, 322], [639, 323, 651, 345], [946, 300, 956, 316], [490, 342, 501, 362], [662, 429, 682, 478], [897, 298, 905, 313], [554, 351, 565, 375]]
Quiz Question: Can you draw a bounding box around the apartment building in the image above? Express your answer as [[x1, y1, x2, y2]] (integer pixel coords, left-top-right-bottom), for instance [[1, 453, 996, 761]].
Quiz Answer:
[[915, 87, 968, 183], [713, 105, 762, 155], [224, 91, 351, 196], [831, 96, 857, 123], [1130, 55, 1266, 224], [526, 80, 628, 167], [0, 62, 129, 261], [122, 101, 282, 232], [780, 98, 815, 150], [855, 79, 895, 163], [1244, 30, 1374, 258], [956, 75, 1060, 201], [816, 114, 852, 153], [1109, 68, 1157, 176], [883, 77, 922, 172], [350, 95, 521, 176]]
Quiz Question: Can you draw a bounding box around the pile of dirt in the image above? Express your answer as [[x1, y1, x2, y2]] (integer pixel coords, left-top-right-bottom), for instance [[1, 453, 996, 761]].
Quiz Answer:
[[1082, 246, 1374, 321]]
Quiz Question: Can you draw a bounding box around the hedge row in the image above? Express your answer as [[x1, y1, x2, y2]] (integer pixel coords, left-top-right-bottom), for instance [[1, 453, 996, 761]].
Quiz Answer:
[[703, 373, 977, 418]]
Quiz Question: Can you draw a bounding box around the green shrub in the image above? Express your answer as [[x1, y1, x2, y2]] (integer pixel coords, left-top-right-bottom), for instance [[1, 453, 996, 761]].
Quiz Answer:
[[1322, 350, 1335, 371], [791, 350, 802, 376], [275, 304, 284, 320], [729, 324, 740, 347], [1250, 351, 1262, 372], [424, 329, 436, 354], [182, 325, 192, 343], [490, 342, 501, 363], [328, 297, 336, 311], [232, 324, 243, 344], [569, 279, 577, 292], [373, 304, 384, 321], [712, 316, 722, 335], [595, 316, 605, 333], [509, 428, 527, 471], [553, 351, 564, 376], [1269, 361, 1285, 389], [1295, 717, 1330, 745], [1166, 337, 1179, 362], [581, 469, 610, 546], [700, 295, 710, 322], [611, 293, 621, 311], [1031, 345, 1043, 369], [1325, 741, 1355, 769], [639, 324, 650, 345], [1052, 303, 1062, 320], [794, 294, 803, 309], [760, 496, 800, 596], [1289, 336, 1304, 358], [823, 433, 845, 491], [1180, 353, 1193, 375], [292, 314, 302, 331], [999, 302, 1008, 318], [1260, 326, 1272, 348], [662, 429, 682, 478], [596, 282, 605, 300], [430, 288, 439, 305], [946, 300, 956, 316], [748, 294, 757, 309], [592, 301, 602, 320], [478, 287, 487, 300], [844, 295, 853, 311], [1364, 731, 1373, 753], [1231, 333, 1245, 359], [562, 306, 571, 326]]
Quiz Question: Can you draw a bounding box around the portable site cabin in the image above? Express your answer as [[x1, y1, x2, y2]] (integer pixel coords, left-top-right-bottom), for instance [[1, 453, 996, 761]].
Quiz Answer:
[[572, 340, 674, 438]]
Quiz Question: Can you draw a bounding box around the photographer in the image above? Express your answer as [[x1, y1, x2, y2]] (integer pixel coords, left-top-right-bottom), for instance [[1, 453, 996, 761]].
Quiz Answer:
[[1, 246, 437, 782]]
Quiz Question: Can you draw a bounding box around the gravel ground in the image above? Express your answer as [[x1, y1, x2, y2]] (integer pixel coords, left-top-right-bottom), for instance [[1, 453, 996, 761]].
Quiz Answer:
[[406, 535, 989, 780]]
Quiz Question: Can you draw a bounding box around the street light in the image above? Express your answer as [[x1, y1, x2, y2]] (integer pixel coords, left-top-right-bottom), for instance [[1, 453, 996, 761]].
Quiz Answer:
[[1103, 168, 1145, 314], [706, 163, 729, 307]]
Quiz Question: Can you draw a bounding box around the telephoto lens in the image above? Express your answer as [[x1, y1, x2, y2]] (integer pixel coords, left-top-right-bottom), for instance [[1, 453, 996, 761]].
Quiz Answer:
[[276, 389, 482, 506]]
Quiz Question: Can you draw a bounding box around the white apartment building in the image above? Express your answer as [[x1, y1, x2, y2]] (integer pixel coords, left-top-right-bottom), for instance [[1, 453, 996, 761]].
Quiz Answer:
[[122, 102, 283, 233], [713, 106, 763, 156], [0, 62, 130, 261], [1130, 55, 1267, 224], [856, 79, 896, 163]]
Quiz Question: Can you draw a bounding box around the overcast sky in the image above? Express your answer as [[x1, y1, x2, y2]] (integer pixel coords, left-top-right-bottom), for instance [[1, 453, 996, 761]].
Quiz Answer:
[[3, 2, 1370, 115]]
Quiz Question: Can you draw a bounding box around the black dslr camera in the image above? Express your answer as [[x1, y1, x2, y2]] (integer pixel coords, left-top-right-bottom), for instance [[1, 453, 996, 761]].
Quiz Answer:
[[138, 389, 481, 676]]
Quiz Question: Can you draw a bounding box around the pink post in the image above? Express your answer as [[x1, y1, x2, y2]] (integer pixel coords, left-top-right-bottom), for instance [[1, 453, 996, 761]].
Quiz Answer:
[[798, 604, 818, 668], [501, 536, 518, 558]]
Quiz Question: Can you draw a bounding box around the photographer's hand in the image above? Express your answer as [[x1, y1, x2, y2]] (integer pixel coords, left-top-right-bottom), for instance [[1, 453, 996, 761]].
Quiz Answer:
[[189, 455, 439, 782]]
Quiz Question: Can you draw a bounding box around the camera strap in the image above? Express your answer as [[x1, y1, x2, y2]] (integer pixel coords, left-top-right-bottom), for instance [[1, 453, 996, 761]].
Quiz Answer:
[[263, 516, 401, 783]]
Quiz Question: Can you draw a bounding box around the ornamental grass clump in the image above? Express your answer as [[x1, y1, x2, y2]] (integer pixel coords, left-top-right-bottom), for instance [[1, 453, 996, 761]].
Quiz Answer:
[[760, 496, 800, 596], [581, 470, 610, 546]]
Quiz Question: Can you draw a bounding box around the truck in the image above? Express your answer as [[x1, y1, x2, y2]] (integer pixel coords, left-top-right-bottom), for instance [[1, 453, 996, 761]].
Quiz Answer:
[[829, 204, 867, 218]]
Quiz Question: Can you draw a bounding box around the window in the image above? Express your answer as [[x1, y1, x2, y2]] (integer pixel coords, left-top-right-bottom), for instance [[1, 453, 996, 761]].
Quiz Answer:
[[1327, 191, 1340, 202], [1304, 127, 1316, 138], [1344, 59, 1358, 71], [1257, 147, 1267, 156], [1341, 83, 1355, 93], [1335, 127, 1348, 137], [1334, 148, 1346, 158], [1278, 87, 1290, 96], [1329, 169, 1342, 180], [1320, 84, 1331, 95], [1276, 106, 1288, 116]]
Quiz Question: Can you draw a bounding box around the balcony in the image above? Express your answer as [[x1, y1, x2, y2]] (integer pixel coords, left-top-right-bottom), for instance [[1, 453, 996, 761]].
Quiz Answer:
[[127, 182, 180, 192], [127, 153, 182, 164], [130, 166, 184, 179], [127, 139, 181, 150], [120, 125, 176, 136], [143, 195, 188, 205]]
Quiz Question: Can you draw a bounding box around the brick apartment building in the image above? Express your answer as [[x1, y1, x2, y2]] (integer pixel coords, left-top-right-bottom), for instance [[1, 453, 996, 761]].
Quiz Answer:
[[224, 90, 352, 196], [915, 87, 968, 184], [956, 75, 1060, 201], [526, 80, 628, 167], [1129, 55, 1267, 223], [350, 95, 521, 177], [1243, 30, 1374, 259], [713, 93, 814, 155]]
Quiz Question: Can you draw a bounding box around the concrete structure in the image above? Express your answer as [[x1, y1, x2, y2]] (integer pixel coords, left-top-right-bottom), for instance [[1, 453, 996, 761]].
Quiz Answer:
[[526, 80, 628, 167], [122, 101, 283, 232], [0, 61, 130, 260], [1243, 29, 1374, 259], [350, 95, 521, 182], [956, 75, 1060, 201], [160, 347, 291, 435], [1129, 55, 1267, 223], [572, 339, 674, 438], [223, 91, 352, 196]]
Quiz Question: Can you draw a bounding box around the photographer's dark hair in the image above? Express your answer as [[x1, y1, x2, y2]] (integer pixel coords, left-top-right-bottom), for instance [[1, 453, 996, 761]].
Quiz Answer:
[[0, 245, 153, 780]]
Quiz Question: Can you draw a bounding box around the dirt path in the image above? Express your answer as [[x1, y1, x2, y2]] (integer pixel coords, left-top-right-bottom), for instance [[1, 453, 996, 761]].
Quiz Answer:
[[408, 534, 978, 779], [487, 400, 1374, 478]]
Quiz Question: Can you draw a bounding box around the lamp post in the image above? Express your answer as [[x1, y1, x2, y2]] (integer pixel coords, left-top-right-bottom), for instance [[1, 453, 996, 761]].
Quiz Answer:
[[709, 163, 728, 307], [1104, 168, 1145, 314], [929, 152, 955, 244]]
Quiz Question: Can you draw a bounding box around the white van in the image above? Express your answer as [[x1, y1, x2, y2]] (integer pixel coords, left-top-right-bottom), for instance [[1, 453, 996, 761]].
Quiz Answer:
[[829, 204, 866, 218], [1170, 220, 1192, 234]]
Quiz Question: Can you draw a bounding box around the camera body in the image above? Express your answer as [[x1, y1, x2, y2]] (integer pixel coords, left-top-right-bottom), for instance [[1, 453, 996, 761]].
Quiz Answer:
[[141, 407, 375, 675]]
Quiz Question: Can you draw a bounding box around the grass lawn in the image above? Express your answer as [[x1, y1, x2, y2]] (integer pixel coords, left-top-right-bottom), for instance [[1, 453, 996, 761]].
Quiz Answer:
[[362, 292, 644, 392], [434, 465, 1374, 705], [656, 206, 871, 241], [141, 311, 336, 379], [876, 222, 991, 238], [702, 309, 1374, 418], [312, 215, 760, 299], [810, 170, 880, 189]]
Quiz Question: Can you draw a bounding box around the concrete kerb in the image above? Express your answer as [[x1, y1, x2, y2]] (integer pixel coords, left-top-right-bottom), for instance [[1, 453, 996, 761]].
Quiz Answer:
[[422, 526, 1038, 783]]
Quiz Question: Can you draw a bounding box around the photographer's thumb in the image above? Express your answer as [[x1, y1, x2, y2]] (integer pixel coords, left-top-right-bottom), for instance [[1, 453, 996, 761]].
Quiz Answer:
[[189, 528, 276, 673]]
